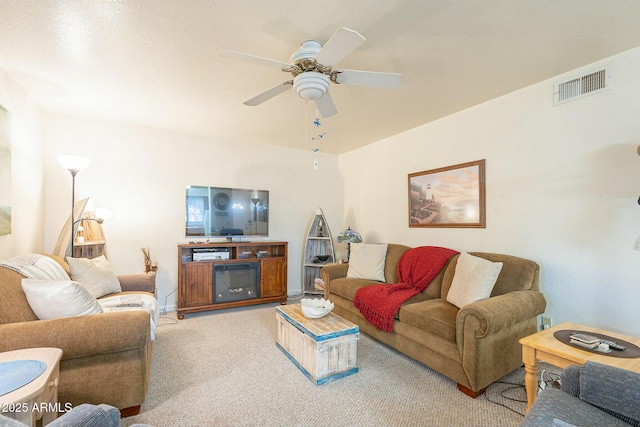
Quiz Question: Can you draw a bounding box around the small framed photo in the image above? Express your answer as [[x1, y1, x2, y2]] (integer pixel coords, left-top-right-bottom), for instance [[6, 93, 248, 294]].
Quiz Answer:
[[408, 159, 486, 228]]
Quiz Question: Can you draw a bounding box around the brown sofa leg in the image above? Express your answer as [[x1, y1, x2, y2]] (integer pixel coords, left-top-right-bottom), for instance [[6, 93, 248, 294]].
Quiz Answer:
[[457, 383, 486, 398], [120, 405, 141, 417]]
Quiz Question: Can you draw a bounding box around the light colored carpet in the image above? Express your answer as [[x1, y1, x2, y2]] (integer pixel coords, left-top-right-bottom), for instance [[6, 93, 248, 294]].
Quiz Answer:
[[122, 301, 539, 427]]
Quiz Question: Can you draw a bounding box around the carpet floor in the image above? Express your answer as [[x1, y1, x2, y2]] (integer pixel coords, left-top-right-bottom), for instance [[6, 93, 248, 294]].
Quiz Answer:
[[122, 301, 548, 427]]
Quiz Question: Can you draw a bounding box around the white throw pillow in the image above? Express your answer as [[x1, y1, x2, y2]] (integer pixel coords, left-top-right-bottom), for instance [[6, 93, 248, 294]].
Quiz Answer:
[[446, 252, 503, 308], [67, 255, 122, 298], [346, 243, 388, 282], [21, 279, 104, 320]]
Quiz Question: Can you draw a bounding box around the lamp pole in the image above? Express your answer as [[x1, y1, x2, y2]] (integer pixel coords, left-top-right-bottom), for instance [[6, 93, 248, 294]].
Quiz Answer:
[[69, 169, 79, 256], [57, 155, 90, 258]]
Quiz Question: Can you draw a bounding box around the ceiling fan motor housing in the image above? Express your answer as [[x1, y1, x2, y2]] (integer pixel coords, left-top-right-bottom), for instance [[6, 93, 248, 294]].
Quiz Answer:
[[293, 72, 329, 100], [290, 40, 321, 64]]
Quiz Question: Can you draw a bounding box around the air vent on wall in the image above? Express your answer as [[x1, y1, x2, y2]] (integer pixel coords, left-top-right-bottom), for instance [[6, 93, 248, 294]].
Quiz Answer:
[[554, 66, 611, 105]]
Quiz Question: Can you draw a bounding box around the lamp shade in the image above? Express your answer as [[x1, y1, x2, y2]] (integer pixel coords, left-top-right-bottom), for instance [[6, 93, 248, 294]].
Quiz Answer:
[[337, 227, 362, 244], [95, 208, 112, 221], [57, 155, 90, 172]]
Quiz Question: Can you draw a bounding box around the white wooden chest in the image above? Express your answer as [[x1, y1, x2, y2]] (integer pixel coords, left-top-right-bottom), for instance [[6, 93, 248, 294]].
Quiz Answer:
[[276, 304, 359, 385]]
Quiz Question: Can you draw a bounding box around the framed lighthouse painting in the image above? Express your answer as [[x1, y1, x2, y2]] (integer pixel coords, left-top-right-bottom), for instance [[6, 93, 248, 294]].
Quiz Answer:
[[408, 159, 485, 228]]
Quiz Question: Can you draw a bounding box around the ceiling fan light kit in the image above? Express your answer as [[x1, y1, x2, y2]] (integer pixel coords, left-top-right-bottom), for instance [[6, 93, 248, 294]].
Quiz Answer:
[[294, 72, 329, 101], [221, 27, 402, 118]]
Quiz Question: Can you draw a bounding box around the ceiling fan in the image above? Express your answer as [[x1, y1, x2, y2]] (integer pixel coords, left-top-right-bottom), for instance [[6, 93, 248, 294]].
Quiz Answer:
[[220, 27, 402, 118]]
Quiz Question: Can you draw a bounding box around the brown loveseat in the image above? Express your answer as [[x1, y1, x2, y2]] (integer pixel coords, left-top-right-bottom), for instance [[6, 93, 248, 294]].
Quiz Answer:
[[0, 255, 155, 416], [321, 244, 546, 396]]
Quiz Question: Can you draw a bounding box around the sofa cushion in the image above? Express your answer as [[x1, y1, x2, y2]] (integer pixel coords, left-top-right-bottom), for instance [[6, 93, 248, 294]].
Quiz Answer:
[[329, 277, 383, 302], [384, 244, 412, 284], [446, 252, 503, 308], [67, 256, 122, 298], [347, 243, 388, 282], [398, 299, 459, 342], [21, 279, 104, 320]]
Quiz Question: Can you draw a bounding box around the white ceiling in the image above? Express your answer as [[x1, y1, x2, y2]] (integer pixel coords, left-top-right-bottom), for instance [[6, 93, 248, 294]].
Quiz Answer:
[[2, 1, 640, 154]]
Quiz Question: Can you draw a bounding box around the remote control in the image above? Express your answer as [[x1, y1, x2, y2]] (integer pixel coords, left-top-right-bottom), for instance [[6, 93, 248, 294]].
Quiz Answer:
[[570, 339, 600, 349], [599, 339, 626, 351], [570, 333, 600, 344]]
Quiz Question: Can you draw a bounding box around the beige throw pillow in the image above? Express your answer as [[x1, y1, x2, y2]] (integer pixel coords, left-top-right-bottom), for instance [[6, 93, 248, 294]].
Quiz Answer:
[[446, 252, 503, 308], [346, 243, 388, 282], [67, 255, 122, 298], [21, 279, 104, 319]]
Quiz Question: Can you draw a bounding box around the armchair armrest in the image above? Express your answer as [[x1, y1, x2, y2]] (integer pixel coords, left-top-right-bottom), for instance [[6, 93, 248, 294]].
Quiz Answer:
[[572, 361, 640, 424], [49, 404, 120, 427], [561, 364, 582, 397], [456, 290, 547, 339], [118, 271, 156, 293], [0, 310, 150, 359]]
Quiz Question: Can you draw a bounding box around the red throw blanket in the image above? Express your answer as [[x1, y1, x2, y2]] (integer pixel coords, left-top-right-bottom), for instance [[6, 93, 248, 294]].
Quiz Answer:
[[353, 246, 459, 332]]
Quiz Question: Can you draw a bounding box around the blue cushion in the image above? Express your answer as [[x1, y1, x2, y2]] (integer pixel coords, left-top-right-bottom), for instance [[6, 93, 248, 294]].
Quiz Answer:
[[579, 362, 640, 425]]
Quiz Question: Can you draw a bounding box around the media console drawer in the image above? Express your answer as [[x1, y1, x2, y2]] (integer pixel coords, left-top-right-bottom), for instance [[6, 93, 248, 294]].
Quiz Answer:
[[276, 304, 359, 385]]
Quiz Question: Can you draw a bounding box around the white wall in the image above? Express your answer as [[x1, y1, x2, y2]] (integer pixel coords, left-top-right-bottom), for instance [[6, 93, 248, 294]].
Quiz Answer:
[[0, 70, 44, 258], [339, 47, 640, 337], [42, 113, 340, 310]]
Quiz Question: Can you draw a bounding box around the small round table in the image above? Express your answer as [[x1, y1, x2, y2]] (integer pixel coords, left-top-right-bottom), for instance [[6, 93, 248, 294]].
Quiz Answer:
[[0, 348, 63, 426]]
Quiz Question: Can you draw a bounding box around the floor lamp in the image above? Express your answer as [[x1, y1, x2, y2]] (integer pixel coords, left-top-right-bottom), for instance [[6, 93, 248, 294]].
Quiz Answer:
[[57, 155, 90, 258]]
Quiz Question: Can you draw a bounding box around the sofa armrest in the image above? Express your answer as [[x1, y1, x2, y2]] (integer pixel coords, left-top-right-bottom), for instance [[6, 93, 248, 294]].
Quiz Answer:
[[320, 263, 350, 298], [320, 263, 349, 281], [0, 310, 150, 359], [456, 290, 547, 339], [118, 271, 156, 293]]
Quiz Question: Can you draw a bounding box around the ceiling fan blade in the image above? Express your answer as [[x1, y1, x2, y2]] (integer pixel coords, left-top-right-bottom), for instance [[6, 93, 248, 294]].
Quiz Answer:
[[333, 69, 402, 89], [313, 27, 366, 67], [315, 93, 337, 118], [243, 81, 293, 106], [220, 50, 291, 70]]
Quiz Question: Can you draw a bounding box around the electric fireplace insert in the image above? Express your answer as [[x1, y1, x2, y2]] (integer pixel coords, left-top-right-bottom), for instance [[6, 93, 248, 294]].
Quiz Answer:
[[213, 262, 260, 303]]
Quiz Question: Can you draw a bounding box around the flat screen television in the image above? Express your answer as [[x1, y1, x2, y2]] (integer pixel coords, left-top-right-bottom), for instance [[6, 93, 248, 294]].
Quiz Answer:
[[185, 186, 269, 239]]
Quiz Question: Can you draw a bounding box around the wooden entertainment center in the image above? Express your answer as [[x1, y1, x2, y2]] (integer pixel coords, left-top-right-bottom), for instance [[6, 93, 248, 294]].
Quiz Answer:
[[177, 241, 288, 319]]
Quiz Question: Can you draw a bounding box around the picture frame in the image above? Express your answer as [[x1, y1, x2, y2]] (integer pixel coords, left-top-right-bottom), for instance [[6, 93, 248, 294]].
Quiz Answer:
[[0, 104, 11, 236], [408, 159, 485, 228]]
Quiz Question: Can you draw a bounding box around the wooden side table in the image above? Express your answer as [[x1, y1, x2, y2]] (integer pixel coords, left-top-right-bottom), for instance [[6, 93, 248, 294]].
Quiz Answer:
[[0, 348, 63, 426], [519, 322, 640, 411]]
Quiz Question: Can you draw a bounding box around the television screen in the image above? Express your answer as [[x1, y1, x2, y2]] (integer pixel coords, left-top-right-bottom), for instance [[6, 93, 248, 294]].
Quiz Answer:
[[185, 186, 269, 238]]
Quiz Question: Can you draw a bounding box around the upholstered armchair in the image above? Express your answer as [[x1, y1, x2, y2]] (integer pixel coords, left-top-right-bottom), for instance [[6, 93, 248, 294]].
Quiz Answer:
[[0, 254, 156, 416], [0, 403, 154, 427], [521, 362, 640, 426]]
